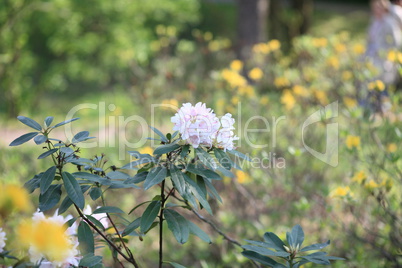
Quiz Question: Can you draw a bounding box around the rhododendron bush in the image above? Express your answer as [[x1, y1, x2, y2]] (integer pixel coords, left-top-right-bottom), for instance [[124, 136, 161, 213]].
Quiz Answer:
[[1, 103, 343, 268]]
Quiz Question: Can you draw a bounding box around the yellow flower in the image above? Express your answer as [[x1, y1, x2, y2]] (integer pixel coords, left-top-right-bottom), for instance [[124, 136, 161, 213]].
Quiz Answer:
[[208, 40, 220, 52], [312, 37, 328, 48], [292, 85, 309, 97], [221, 68, 247, 88], [274, 77, 290, 88], [248, 67, 263, 81], [231, 96, 239, 105], [386, 143, 397, 153], [236, 170, 251, 184], [253, 43, 270, 54], [334, 43, 347, 53], [18, 219, 73, 263], [352, 171, 366, 184], [281, 90, 296, 110], [330, 186, 352, 198], [239, 86, 255, 98], [342, 71, 353, 81], [230, 60, 243, 72], [0, 184, 32, 217], [260, 96, 269, 105], [141, 146, 154, 155], [313, 90, 328, 105], [388, 50, 397, 62], [204, 31, 213, 41], [346, 135, 360, 149], [353, 43, 365, 55], [161, 99, 179, 110], [343, 97, 357, 109], [268, 39, 281, 51], [327, 56, 340, 69], [368, 80, 385, 91], [364, 180, 380, 190]]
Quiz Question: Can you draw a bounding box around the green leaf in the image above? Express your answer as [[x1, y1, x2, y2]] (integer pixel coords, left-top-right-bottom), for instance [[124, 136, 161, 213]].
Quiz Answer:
[[195, 147, 217, 170], [180, 145, 190, 158], [300, 240, 330, 252], [38, 148, 58, 159], [40, 166, 57, 194], [17, 116, 42, 131], [150, 126, 168, 142], [154, 143, 180, 155], [125, 171, 148, 184], [89, 187, 102, 201], [186, 164, 221, 180], [9, 132, 39, 146], [72, 131, 92, 143], [85, 215, 105, 231], [164, 209, 190, 244], [302, 252, 331, 265], [202, 178, 223, 203], [58, 196, 73, 215], [62, 172, 85, 209], [263, 232, 287, 252], [78, 221, 95, 255], [34, 135, 47, 145], [170, 165, 187, 196], [128, 201, 151, 215], [214, 148, 232, 170], [79, 254, 102, 267], [24, 173, 42, 193], [241, 250, 278, 266], [216, 165, 234, 178], [183, 175, 212, 214], [242, 245, 290, 258], [188, 221, 211, 243], [140, 201, 161, 233], [44, 116, 54, 128], [72, 172, 112, 185], [93, 206, 125, 214], [122, 217, 141, 237], [164, 261, 187, 268], [53, 118, 79, 128], [144, 167, 167, 190], [289, 224, 304, 248], [227, 149, 251, 161], [39, 184, 61, 211]]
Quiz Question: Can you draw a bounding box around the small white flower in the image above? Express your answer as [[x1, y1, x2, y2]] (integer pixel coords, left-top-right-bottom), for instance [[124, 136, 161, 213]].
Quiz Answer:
[[83, 205, 109, 229], [0, 228, 7, 253]]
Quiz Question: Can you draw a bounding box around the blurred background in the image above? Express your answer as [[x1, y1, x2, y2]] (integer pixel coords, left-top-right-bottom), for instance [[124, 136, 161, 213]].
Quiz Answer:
[[2, 0, 402, 267]]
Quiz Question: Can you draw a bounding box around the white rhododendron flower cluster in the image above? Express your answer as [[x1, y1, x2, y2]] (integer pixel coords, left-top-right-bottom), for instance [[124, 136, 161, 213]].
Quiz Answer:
[[0, 228, 6, 253], [29, 210, 80, 267], [171, 102, 238, 151]]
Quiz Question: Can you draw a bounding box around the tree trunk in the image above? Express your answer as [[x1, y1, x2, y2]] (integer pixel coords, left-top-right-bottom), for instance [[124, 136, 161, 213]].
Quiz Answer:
[[291, 0, 314, 35]]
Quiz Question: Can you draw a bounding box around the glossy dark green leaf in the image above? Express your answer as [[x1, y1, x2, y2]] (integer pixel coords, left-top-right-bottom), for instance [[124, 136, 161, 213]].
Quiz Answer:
[[17, 116, 42, 131], [122, 217, 141, 237], [38, 148, 58, 159], [125, 171, 148, 184], [164, 209, 189, 244], [140, 201, 161, 233], [44, 116, 54, 128], [39, 184, 61, 211], [289, 224, 304, 248], [53, 118, 79, 128], [180, 145, 190, 158], [34, 135, 47, 145], [186, 164, 221, 180], [302, 252, 331, 265], [214, 148, 233, 170], [78, 221, 95, 255], [300, 240, 330, 252], [195, 147, 217, 170], [40, 166, 57, 194], [128, 201, 151, 215], [227, 149, 251, 161], [93, 206, 124, 214], [89, 187, 102, 201], [242, 245, 290, 258], [263, 232, 287, 252], [170, 165, 187, 196], [58, 196, 73, 215], [202, 178, 222, 203], [85, 215, 105, 231], [188, 221, 211, 243], [62, 172, 85, 209], [24, 173, 42, 193], [79, 253, 102, 267], [154, 143, 180, 155], [9, 132, 39, 146], [144, 167, 167, 190], [241, 250, 278, 266], [72, 172, 112, 185], [164, 261, 187, 268], [72, 131, 90, 143], [150, 126, 168, 142], [183, 175, 212, 214]]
